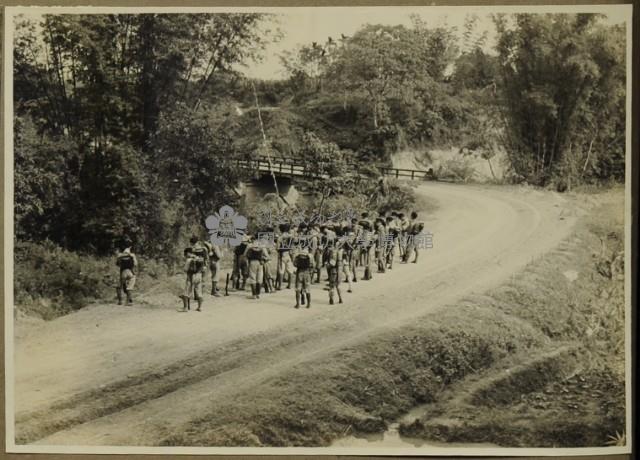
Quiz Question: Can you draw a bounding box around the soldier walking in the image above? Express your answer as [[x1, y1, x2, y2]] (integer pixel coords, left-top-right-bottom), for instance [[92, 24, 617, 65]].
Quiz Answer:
[[293, 244, 314, 309], [115, 238, 137, 306]]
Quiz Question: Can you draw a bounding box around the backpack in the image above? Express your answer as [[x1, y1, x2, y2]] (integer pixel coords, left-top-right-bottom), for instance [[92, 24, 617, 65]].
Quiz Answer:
[[118, 254, 134, 271], [295, 253, 311, 270], [247, 246, 263, 261], [235, 242, 247, 257]]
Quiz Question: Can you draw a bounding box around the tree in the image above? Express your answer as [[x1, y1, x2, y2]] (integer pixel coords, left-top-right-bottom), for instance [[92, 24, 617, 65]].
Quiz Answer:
[[494, 13, 625, 186], [298, 132, 354, 217], [152, 103, 245, 225]]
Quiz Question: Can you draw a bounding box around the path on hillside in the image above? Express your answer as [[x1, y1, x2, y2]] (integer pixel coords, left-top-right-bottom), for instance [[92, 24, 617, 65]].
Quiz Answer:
[[12, 183, 580, 447]]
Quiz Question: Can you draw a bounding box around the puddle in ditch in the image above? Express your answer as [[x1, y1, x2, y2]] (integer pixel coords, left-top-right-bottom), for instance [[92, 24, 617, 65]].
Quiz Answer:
[[332, 405, 498, 449]]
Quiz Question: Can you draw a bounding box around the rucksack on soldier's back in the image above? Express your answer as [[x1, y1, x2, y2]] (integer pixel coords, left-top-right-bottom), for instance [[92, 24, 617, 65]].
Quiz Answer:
[[295, 253, 311, 270], [118, 254, 134, 271]]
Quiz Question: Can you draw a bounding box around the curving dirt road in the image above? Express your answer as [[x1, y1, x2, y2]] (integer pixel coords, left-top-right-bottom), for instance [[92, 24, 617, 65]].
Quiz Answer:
[[12, 183, 579, 446]]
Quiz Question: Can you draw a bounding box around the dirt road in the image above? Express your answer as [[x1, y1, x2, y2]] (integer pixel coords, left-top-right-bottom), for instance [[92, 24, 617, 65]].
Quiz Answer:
[[13, 183, 579, 446]]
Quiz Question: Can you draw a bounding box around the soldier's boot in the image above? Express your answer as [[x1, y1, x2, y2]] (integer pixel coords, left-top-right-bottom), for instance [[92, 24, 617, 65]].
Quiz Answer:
[[268, 278, 275, 293], [256, 283, 261, 299], [337, 287, 343, 304], [286, 275, 292, 289], [196, 299, 202, 312], [116, 287, 123, 305], [126, 290, 133, 305], [294, 291, 301, 309], [412, 250, 419, 264], [212, 282, 221, 297], [275, 274, 282, 290], [179, 296, 189, 312], [301, 290, 306, 305], [241, 278, 247, 291], [305, 292, 311, 309], [329, 290, 335, 305]]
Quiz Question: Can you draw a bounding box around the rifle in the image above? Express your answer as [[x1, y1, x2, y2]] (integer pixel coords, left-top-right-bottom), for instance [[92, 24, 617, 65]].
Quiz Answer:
[[225, 273, 230, 296]]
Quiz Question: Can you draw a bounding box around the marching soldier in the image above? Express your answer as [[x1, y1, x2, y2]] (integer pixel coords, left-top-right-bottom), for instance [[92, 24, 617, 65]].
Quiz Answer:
[[244, 236, 269, 300], [180, 236, 208, 312], [374, 218, 388, 273], [231, 236, 249, 290], [309, 225, 323, 284], [293, 244, 314, 309], [115, 239, 137, 305], [276, 223, 295, 290], [403, 211, 424, 264], [203, 240, 222, 297], [385, 215, 399, 270], [341, 228, 355, 293], [398, 212, 409, 259], [325, 238, 344, 305]]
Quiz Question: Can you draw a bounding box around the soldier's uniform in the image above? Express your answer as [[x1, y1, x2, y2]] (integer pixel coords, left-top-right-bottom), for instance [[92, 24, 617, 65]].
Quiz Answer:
[[374, 220, 387, 273], [276, 231, 295, 289], [244, 240, 268, 299], [309, 229, 322, 283], [386, 217, 399, 269], [405, 220, 425, 263], [326, 243, 344, 305], [262, 245, 275, 293], [293, 248, 315, 308], [116, 248, 137, 305], [399, 214, 410, 259], [341, 232, 356, 289], [232, 240, 249, 290], [204, 241, 222, 296], [181, 241, 208, 311]]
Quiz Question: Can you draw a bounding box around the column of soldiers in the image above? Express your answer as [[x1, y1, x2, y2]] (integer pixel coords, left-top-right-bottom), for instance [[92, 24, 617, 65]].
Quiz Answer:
[[116, 211, 427, 310]]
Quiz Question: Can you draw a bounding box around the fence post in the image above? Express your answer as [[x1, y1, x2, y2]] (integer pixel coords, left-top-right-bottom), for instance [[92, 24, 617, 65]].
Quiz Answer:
[[411, 171, 415, 180]]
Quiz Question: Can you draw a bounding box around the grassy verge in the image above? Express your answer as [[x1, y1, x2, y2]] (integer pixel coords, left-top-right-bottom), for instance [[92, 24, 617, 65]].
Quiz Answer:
[[14, 241, 173, 320], [160, 191, 625, 448]]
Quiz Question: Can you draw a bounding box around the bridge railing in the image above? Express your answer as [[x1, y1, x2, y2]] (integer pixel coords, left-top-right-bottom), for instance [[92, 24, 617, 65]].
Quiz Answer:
[[236, 155, 435, 181]]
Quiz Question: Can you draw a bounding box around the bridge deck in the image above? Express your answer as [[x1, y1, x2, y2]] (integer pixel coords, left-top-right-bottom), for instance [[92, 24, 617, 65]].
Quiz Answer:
[[236, 156, 434, 181]]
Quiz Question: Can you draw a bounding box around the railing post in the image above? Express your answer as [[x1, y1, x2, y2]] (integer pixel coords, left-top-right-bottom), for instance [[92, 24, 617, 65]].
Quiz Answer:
[[411, 171, 415, 180], [396, 169, 399, 178]]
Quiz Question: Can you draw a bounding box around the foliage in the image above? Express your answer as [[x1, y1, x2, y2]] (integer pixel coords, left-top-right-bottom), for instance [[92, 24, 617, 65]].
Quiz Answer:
[[493, 14, 626, 186]]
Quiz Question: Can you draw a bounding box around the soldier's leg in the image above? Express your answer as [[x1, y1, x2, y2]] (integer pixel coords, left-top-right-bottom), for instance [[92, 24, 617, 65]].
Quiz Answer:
[[294, 272, 301, 308], [194, 274, 203, 311], [256, 265, 263, 298], [286, 261, 293, 289], [328, 269, 335, 304], [116, 279, 123, 305], [413, 246, 419, 263]]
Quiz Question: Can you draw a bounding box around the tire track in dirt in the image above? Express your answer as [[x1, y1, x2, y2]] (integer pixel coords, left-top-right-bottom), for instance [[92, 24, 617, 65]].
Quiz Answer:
[[13, 183, 578, 446]]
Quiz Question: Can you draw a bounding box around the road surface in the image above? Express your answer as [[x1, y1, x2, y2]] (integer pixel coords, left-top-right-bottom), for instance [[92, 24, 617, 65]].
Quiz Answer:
[[12, 182, 578, 446]]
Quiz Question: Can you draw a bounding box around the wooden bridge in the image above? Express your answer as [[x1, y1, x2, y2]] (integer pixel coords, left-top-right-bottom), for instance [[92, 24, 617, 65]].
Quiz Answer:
[[236, 155, 435, 181]]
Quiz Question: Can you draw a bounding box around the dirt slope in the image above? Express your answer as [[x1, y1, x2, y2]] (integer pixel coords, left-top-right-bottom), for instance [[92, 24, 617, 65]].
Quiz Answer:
[[13, 182, 579, 446]]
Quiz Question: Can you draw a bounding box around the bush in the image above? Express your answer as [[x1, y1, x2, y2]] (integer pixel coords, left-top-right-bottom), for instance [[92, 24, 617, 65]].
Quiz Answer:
[[14, 240, 173, 320], [14, 241, 113, 319]]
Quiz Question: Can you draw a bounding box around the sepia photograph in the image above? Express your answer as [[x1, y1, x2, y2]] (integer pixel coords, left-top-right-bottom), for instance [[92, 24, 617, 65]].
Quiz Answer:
[[2, 4, 633, 456]]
